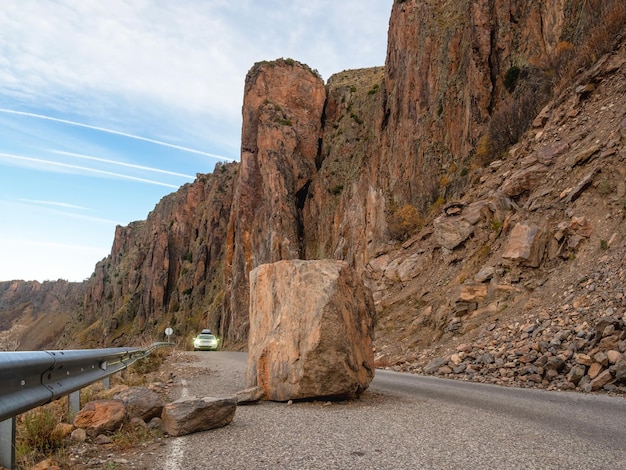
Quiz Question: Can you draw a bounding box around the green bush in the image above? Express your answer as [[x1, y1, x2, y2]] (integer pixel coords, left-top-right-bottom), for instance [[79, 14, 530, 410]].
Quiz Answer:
[[274, 117, 293, 126], [350, 112, 363, 125], [330, 184, 344, 195], [368, 84, 380, 95], [504, 66, 521, 93]]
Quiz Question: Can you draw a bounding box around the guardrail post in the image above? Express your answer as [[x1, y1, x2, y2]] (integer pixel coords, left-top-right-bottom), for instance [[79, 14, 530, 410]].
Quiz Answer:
[[0, 417, 16, 469], [68, 390, 81, 419]]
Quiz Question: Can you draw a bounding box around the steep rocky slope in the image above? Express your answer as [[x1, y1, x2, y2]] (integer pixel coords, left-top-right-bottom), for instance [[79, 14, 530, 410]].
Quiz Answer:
[[371, 43, 626, 394], [1, 0, 625, 394]]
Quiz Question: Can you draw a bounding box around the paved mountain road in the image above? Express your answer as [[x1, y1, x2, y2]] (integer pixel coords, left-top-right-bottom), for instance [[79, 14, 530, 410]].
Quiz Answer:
[[157, 351, 626, 469]]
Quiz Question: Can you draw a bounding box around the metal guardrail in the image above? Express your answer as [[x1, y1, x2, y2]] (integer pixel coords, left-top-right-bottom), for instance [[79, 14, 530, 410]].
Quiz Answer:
[[0, 342, 173, 468]]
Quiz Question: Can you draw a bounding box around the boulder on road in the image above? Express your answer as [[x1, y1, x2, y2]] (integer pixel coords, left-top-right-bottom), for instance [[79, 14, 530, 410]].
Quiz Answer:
[[247, 259, 375, 402], [161, 396, 236, 437]]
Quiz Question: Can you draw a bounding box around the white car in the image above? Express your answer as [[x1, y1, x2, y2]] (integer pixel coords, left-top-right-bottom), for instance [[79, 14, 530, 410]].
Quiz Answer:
[[193, 333, 219, 351]]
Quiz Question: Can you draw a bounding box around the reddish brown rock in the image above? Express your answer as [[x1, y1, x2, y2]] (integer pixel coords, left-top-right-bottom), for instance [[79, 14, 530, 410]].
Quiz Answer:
[[224, 59, 326, 342], [501, 164, 549, 197], [502, 223, 547, 267], [536, 141, 569, 165], [433, 215, 475, 250], [30, 459, 61, 470], [607, 351, 623, 365], [457, 284, 489, 303], [235, 386, 265, 405], [52, 423, 74, 440], [588, 362, 603, 379], [247, 259, 375, 401], [73, 400, 126, 437], [70, 428, 87, 443], [590, 370, 614, 391], [302, 67, 386, 277]]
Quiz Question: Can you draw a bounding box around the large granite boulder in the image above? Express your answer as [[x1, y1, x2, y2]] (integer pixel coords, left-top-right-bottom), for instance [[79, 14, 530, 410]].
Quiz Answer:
[[246, 259, 375, 401]]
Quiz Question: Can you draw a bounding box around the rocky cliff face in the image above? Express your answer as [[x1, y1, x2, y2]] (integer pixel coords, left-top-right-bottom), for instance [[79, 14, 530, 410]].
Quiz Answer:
[[376, 0, 569, 211], [58, 163, 238, 348], [371, 42, 626, 393], [303, 67, 387, 271], [223, 59, 326, 342], [2, 0, 624, 394]]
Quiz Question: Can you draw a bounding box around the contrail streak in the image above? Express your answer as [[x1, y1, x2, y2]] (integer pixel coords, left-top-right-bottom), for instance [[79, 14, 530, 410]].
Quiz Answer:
[[17, 198, 89, 210], [0, 152, 181, 188], [0, 108, 236, 162], [52, 150, 196, 178]]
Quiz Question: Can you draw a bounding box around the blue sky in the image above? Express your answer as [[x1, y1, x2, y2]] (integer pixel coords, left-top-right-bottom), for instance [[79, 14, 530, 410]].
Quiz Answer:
[[0, 0, 391, 282]]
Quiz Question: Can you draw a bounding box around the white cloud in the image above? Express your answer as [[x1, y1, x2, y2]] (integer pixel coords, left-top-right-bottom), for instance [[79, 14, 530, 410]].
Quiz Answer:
[[52, 151, 196, 178], [0, 0, 390, 148], [0, 0, 392, 282], [17, 199, 90, 211]]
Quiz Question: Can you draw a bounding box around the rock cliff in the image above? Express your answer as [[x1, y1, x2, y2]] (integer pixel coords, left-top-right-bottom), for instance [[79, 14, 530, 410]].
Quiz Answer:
[[1, 0, 625, 394], [223, 59, 326, 341], [58, 163, 238, 348]]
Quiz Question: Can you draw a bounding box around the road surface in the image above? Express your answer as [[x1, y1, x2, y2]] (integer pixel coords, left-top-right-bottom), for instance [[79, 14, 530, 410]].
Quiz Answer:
[[157, 351, 626, 469]]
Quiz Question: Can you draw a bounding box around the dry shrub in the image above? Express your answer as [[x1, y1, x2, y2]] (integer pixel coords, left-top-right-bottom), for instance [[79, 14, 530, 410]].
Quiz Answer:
[[477, 66, 552, 165], [475, 0, 626, 166], [558, 0, 626, 89], [127, 347, 169, 376], [111, 421, 163, 451], [16, 404, 67, 466], [388, 204, 422, 241]]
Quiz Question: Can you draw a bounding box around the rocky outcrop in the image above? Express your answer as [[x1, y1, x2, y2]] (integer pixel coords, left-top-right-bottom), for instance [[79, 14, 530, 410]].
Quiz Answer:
[[246, 260, 375, 401], [302, 67, 387, 272], [0, 280, 83, 350], [372, 38, 626, 395], [502, 223, 547, 267], [375, 0, 567, 212], [223, 59, 326, 342]]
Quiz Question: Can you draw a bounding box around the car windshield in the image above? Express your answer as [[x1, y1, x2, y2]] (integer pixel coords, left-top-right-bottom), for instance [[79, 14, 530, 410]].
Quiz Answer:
[[198, 334, 215, 339]]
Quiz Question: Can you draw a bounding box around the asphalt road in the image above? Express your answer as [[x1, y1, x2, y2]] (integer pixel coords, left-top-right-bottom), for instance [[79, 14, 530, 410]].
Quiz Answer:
[[158, 351, 626, 470]]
